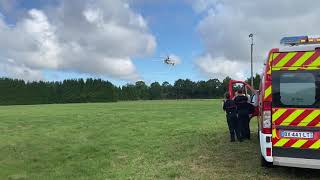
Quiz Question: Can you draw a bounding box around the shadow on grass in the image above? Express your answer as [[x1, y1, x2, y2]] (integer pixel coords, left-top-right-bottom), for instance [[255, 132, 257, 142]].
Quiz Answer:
[[271, 166, 320, 179], [194, 130, 320, 179]]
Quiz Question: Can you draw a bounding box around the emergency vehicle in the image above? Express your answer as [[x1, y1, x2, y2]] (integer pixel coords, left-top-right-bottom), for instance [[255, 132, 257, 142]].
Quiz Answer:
[[229, 36, 320, 169]]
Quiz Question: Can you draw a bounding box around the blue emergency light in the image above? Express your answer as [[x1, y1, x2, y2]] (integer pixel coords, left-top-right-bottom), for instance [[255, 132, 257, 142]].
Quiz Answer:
[[280, 36, 320, 46]]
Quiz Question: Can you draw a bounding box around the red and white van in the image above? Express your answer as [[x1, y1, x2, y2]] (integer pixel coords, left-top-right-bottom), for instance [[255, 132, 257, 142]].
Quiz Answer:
[[229, 36, 320, 169]]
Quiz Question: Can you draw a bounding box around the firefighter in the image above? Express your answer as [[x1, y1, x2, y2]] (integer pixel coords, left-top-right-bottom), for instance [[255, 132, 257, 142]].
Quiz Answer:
[[234, 89, 251, 140], [223, 92, 241, 142]]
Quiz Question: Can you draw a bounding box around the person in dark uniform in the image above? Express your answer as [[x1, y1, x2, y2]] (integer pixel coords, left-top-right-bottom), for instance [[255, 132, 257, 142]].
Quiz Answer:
[[234, 89, 251, 140], [223, 92, 241, 142]]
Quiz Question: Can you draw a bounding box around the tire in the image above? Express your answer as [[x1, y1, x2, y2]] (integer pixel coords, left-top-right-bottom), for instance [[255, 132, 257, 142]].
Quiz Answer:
[[258, 129, 273, 168], [260, 154, 273, 167]]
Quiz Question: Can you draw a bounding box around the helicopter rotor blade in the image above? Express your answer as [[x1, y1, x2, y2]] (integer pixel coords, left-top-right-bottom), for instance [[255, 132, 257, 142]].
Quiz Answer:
[[150, 59, 164, 62]]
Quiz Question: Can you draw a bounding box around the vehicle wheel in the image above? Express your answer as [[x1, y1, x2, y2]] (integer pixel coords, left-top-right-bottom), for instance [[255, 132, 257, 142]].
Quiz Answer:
[[260, 155, 273, 167]]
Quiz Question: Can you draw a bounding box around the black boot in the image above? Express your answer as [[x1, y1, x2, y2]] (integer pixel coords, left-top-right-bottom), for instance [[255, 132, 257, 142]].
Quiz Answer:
[[238, 136, 243, 142], [230, 133, 235, 142]]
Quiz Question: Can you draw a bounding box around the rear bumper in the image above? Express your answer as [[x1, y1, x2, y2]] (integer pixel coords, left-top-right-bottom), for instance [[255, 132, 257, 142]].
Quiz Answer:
[[273, 147, 320, 159], [273, 147, 320, 169], [273, 157, 320, 169]]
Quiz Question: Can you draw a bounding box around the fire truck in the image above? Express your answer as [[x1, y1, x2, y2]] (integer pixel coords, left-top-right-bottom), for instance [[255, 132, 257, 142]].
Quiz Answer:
[[229, 36, 320, 169]]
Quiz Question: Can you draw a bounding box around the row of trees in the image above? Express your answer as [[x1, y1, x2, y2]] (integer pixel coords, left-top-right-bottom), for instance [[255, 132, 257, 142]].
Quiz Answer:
[[0, 78, 117, 105], [119, 78, 230, 100], [0, 75, 260, 105]]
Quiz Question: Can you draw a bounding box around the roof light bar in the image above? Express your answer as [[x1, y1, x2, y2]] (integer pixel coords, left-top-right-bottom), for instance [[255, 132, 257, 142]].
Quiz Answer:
[[280, 36, 308, 46], [280, 36, 320, 46]]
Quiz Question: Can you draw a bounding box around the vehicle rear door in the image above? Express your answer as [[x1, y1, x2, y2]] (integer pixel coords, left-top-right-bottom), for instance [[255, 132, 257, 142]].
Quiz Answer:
[[271, 51, 320, 159]]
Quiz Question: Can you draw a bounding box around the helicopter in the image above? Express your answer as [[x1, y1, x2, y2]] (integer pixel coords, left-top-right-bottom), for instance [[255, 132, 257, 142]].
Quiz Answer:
[[150, 54, 179, 66], [163, 56, 176, 66], [147, 54, 180, 79]]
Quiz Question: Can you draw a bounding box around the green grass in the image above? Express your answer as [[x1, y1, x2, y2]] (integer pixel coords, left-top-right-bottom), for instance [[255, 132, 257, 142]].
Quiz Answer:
[[0, 100, 319, 180]]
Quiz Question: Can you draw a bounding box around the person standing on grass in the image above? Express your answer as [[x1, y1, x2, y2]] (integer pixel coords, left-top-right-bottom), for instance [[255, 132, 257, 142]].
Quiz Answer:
[[234, 89, 251, 140], [223, 92, 241, 142]]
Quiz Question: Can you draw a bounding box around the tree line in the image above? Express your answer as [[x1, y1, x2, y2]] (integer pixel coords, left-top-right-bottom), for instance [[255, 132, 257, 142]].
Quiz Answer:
[[0, 74, 260, 105]]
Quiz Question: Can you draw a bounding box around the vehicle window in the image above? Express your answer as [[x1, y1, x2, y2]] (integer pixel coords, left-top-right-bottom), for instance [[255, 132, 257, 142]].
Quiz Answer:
[[272, 70, 320, 108], [232, 83, 245, 93], [280, 73, 315, 106], [246, 86, 254, 100]]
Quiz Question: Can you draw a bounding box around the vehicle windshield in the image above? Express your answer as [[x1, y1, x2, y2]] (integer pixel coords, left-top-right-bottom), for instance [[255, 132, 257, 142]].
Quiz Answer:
[[272, 70, 320, 108]]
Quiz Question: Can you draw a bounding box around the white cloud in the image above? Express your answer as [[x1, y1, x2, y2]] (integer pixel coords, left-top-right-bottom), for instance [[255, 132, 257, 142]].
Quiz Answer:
[[191, 0, 219, 13], [196, 54, 246, 80], [23, 9, 61, 69], [0, 57, 43, 81], [0, 0, 156, 81], [193, 0, 320, 80]]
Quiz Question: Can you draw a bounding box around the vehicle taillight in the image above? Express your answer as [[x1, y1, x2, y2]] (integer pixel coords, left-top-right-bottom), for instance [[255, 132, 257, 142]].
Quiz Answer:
[[262, 101, 272, 134], [262, 111, 272, 134], [266, 147, 272, 156]]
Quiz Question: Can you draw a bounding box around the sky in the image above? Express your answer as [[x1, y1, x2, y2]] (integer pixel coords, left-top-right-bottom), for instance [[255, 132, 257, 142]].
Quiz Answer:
[[0, 0, 320, 85]]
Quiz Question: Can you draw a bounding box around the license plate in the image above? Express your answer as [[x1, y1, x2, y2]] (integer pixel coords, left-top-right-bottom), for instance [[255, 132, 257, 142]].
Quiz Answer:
[[281, 131, 314, 139]]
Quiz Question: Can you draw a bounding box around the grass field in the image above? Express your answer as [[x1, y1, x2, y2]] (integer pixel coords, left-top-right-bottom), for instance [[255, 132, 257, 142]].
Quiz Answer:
[[0, 100, 319, 180]]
